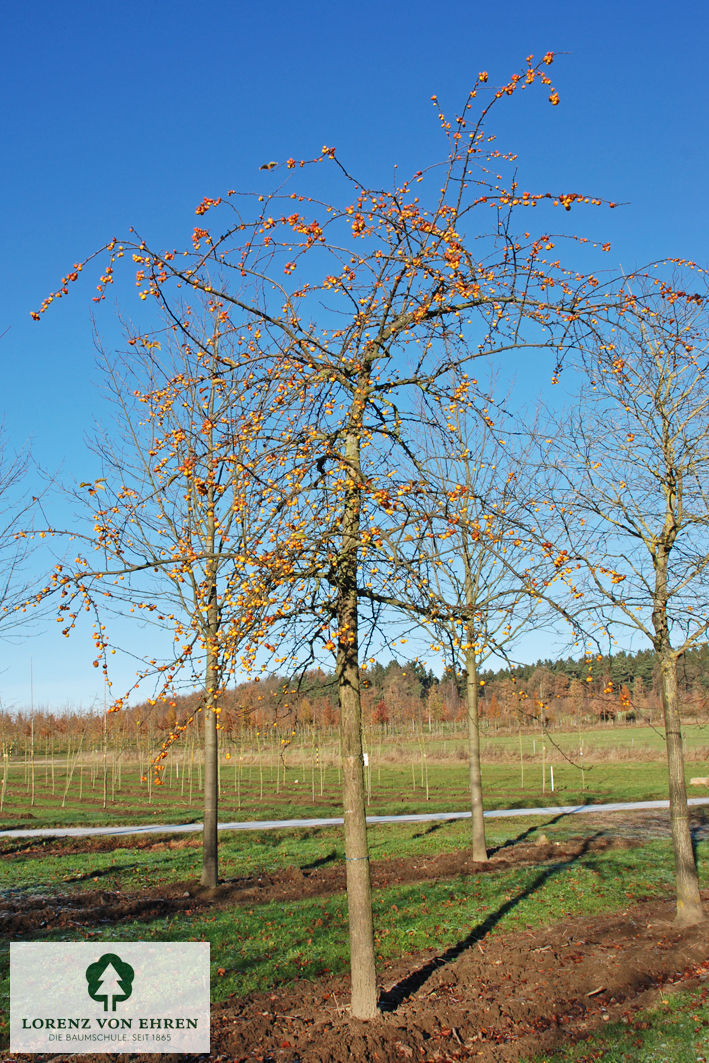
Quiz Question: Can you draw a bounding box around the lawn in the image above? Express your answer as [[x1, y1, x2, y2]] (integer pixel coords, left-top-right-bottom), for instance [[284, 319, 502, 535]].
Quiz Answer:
[[529, 982, 709, 1062], [1, 817, 707, 1016]]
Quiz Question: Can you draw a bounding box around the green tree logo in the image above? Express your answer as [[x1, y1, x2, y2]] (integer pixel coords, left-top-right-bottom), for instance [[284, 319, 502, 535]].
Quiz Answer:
[[85, 953, 134, 1011]]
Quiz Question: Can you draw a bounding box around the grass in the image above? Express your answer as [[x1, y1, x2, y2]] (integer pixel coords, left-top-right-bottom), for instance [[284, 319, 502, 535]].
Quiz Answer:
[[0, 814, 565, 891], [2, 742, 708, 831], [529, 982, 709, 1062], [484, 723, 709, 758], [1, 821, 706, 1009], [1, 733, 707, 1057], [4, 802, 705, 894]]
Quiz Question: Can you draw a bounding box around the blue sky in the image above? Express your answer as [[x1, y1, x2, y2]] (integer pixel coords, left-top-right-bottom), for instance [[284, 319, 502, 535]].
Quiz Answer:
[[2, 0, 709, 710]]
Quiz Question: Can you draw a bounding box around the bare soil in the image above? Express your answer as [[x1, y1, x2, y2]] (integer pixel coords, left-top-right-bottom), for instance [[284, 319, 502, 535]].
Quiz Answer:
[[204, 897, 709, 1063], [3, 815, 708, 1062]]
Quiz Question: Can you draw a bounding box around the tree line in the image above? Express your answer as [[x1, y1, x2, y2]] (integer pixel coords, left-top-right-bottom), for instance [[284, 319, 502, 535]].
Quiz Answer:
[[3, 641, 706, 748]]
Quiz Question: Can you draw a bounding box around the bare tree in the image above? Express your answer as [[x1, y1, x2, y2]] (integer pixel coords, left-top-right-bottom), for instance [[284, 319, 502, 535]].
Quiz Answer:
[[415, 407, 551, 860], [354, 390, 552, 861], [539, 290, 708, 924], [53, 318, 283, 887]]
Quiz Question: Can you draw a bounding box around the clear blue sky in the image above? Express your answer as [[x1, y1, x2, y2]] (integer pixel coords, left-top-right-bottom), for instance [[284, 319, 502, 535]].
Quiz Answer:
[[2, 0, 709, 711]]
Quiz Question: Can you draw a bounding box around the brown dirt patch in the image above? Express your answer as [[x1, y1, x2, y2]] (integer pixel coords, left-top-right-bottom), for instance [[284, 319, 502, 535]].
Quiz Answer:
[[203, 896, 709, 1063], [13, 896, 708, 1063], [0, 833, 204, 860], [1, 835, 634, 937]]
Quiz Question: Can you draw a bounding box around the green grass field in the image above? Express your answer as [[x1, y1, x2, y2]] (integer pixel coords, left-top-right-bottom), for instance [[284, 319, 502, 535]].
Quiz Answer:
[[1, 723, 707, 1058], [1, 723, 707, 830], [1, 818, 707, 1014]]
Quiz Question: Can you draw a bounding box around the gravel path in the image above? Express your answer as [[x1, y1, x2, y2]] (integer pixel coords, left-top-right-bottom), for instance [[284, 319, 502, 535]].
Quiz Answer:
[[1, 797, 708, 839]]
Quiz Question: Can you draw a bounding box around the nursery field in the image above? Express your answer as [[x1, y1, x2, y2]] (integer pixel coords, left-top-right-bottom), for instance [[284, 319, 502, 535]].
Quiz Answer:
[[1, 810, 708, 1060], [1, 723, 708, 1060], [1, 722, 708, 831]]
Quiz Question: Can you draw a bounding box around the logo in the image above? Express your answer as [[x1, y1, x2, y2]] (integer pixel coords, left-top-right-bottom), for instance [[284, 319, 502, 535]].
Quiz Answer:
[[11, 942, 210, 1053], [85, 953, 135, 1012]]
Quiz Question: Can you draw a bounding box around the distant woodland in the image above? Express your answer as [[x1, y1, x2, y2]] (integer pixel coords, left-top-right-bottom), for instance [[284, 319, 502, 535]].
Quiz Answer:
[[3, 644, 706, 748]]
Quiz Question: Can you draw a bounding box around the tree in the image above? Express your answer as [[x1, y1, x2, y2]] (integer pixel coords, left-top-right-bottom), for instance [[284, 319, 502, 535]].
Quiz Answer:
[[381, 404, 549, 860], [37, 56, 634, 1016], [52, 317, 285, 887], [540, 289, 709, 924]]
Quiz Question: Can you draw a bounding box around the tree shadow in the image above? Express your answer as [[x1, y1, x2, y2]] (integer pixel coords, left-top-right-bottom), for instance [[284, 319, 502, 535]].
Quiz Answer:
[[412, 820, 454, 840], [690, 812, 708, 869], [487, 812, 569, 856], [379, 833, 601, 1012], [61, 862, 142, 884], [300, 849, 338, 871], [410, 810, 569, 847]]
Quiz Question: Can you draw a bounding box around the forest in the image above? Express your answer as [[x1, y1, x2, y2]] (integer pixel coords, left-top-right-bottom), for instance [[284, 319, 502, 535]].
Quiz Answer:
[[2, 643, 706, 750]]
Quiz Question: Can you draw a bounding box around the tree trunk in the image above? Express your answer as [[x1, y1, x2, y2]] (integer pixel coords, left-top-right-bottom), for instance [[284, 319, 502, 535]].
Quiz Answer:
[[337, 428, 378, 1019], [200, 446, 220, 888], [465, 647, 488, 861], [659, 650, 704, 925], [201, 678, 219, 887], [652, 501, 704, 925]]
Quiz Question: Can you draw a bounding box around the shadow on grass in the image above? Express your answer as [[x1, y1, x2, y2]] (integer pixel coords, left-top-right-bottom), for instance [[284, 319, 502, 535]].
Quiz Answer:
[[412, 820, 456, 841], [379, 832, 600, 1012], [487, 812, 569, 857], [60, 862, 143, 884], [690, 807, 709, 867], [299, 846, 338, 871], [300, 850, 338, 872], [690, 826, 708, 875]]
